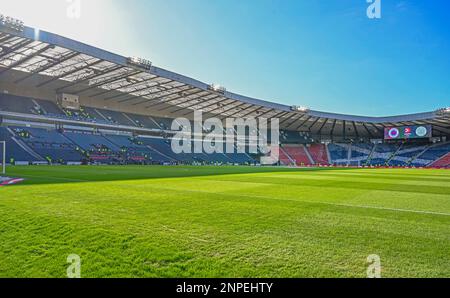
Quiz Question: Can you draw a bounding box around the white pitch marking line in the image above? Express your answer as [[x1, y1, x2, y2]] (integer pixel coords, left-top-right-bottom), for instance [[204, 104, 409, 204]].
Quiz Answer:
[[17, 174, 89, 182]]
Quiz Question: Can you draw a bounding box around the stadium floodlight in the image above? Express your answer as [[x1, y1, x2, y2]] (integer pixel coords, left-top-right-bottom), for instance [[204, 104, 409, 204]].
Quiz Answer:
[[437, 107, 450, 115], [291, 106, 310, 112], [126, 77, 140, 84], [208, 84, 226, 94], [0, 141, 5, 175], [0, 14, 25, 32], [127, 57, 152, 70]]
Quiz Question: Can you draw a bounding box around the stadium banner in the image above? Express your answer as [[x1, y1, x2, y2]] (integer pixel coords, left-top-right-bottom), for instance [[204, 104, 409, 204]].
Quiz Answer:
[[384, 125, 432, 140]]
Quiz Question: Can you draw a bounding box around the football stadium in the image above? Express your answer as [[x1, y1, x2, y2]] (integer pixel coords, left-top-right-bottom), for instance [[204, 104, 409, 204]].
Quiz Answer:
[[0, 10, 450, 280]]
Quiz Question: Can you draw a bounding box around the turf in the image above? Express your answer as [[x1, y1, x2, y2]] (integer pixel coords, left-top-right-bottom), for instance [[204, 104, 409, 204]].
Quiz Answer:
[[0, 165, 449, 278]]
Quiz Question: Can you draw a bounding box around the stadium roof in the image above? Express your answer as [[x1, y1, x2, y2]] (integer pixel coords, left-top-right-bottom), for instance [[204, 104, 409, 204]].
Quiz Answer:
[[0, 22, 449, 138]]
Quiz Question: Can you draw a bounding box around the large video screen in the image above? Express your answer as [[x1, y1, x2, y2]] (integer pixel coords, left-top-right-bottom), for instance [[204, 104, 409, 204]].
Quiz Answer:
[[384, 125, 432, 140]]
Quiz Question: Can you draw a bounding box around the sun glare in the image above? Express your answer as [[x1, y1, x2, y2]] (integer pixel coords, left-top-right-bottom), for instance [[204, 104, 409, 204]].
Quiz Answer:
[[0, 0, 128, 50]]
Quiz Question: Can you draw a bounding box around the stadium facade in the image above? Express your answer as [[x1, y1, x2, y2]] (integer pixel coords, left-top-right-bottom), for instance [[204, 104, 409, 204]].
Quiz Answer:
[[0, 21, 449, 168]]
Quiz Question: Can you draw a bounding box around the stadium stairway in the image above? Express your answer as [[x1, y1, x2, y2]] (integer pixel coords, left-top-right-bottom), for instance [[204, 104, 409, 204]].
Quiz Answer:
[[348, 143, 373, 166], [0, 127, 43, 162], [328, 143, 351, 166], [413, 142, 450, 167], [279, 146, 295, 166], [408, 144, 433, 166], [386, 143, 404, 165], [144, 144, 176, 162], [282, 145, 313, 166], [307, 144, 329, 165], [7, 128, 45, 161], [430, 153, 450, 168]]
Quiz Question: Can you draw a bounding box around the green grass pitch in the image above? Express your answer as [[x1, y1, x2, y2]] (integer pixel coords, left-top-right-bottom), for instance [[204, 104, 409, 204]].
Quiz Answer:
[[1, 165, 449, 278]]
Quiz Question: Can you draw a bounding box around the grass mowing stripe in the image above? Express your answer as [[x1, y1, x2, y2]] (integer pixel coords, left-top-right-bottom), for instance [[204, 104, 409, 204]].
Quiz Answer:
[[118, 183, 450, 217]]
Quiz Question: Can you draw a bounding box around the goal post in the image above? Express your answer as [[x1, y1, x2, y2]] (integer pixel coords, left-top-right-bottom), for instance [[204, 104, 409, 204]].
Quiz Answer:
[[0, 141, 5, 175]]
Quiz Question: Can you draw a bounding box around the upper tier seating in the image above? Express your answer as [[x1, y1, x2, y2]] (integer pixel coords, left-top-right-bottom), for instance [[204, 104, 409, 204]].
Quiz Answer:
[[152, 116, 175, 130], [0, 93, 40, 115], [280, 130, 311, 144], [94, 109, 136, 126], [125, 114, 161, 130]]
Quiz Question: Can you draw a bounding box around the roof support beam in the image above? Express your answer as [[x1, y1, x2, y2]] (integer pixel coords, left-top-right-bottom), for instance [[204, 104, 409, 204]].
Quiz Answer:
[[160, 93, 219, 113], [180, 99, 232, 116], [152, 89, 205, 109], [103, 78, 172, 101], [362, 123, 375, 138], [433, 126, 450, 135], [218, 102, 249, 120], [317, 118, 329, 135], [89, 76, 159, 98], [14, 52, 80, 84], [295, 116, 313, 131], [279, 114, 298, 126], [370, 123, 384, 134], [428, 124, 450, 134], [0, 35, 14, 44], [229, 106, 262, 119], [272, 112, 290, 123], [271, 111, 289, 120], [143, 87, 200, 109], [126, 86, 185, 106], [342, 120, 347, 140], [352, 121, 359, 138], [55, 65, 124, 93], [0, 44, 53, 76], [75, 70, 144, 94], [330, 119, 337, 137], [36, 59, 104, 88], [307, 117, 321, 131], [255, 109, 275, 119], [0, 39, 34, 60], [130, 84, 184, 105], [170, 95, 222, 114], [154, 91, 208, 112], [285, 114, 306, 128], [267, 111, 289, 127]]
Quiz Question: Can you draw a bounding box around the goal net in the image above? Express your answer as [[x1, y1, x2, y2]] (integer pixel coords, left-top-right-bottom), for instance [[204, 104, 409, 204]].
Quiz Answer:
[[0, 141, 5, 175]]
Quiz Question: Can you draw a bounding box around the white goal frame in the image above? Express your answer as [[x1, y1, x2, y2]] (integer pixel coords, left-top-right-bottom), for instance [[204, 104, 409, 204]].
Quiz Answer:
[[0, 141, 5, 175]]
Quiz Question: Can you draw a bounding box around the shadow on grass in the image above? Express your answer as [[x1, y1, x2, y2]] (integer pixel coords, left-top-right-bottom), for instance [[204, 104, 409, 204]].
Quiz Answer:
[[4, 165, 348, 187]]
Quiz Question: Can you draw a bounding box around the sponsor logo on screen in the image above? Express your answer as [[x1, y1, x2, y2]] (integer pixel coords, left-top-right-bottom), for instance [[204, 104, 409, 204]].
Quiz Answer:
[[388, 128, 400, 139], [384, 125, 432, 140], [416, 126, 428, 137]]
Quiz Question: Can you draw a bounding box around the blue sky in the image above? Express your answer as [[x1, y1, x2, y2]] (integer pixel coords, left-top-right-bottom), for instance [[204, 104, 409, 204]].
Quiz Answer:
[[2, 0, 449, 116]]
